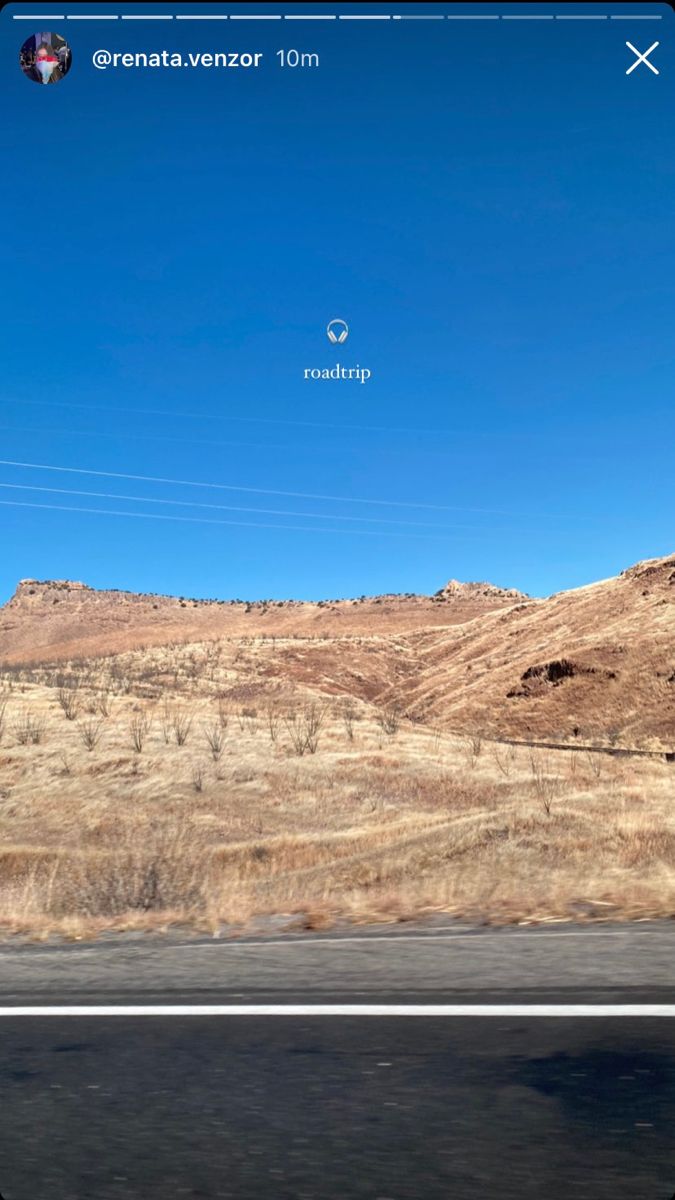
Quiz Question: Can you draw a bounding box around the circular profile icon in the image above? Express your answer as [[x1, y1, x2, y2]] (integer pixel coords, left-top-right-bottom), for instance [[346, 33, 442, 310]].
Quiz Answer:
[[19, 31, 72, 86]]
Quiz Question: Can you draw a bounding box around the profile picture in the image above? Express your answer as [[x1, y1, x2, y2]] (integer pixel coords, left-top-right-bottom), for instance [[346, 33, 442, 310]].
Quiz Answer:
[[19, 31, 72, 86]]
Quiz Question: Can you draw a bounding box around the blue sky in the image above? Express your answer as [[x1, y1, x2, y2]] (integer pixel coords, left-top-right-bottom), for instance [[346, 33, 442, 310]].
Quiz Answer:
[[0, 3, 673, 603]]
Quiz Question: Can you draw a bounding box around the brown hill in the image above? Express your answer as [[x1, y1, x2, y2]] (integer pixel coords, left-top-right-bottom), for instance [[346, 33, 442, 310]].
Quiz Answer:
[[0, 556, 673, 938], [0, 556, 672, 748], [385, 554, 675, 746], [0, 575, 526, 664]]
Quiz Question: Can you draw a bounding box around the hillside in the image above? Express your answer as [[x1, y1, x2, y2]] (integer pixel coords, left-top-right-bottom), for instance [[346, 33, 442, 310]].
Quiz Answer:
[[386, 554, 675, 746], [1, 555, 672, 748], [0, 554, 673, 938], [0, 576, 526, 665]]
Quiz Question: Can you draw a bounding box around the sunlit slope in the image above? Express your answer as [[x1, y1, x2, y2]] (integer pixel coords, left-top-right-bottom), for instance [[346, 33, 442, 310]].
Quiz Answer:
[[0, 555, 672, 747]]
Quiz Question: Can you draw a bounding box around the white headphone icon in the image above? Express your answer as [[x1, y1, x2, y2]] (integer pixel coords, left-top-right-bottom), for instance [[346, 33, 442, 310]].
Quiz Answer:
[[327, 318, 349, 344]]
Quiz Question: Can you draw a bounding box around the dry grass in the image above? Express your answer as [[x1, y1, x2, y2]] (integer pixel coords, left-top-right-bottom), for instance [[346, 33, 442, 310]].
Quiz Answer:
[[0, 646, 673, 940]]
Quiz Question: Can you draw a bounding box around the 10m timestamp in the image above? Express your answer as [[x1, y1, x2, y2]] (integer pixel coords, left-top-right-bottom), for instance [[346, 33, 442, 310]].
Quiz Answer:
[[276, 48, 320, 68]]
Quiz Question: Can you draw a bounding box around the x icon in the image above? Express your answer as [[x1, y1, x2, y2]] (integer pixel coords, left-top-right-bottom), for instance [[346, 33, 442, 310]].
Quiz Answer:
[[626, 40, 660, 75]]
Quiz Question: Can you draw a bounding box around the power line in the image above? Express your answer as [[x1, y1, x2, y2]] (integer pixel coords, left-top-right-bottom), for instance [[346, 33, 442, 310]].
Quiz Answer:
[[0, 499, 474, 541], [0, 459, 556, 518], [0, 482, 486, 531]]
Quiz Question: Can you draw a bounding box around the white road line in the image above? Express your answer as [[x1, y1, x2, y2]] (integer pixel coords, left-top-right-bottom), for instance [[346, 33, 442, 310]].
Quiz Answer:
[[0, 1004, 673, 1018]]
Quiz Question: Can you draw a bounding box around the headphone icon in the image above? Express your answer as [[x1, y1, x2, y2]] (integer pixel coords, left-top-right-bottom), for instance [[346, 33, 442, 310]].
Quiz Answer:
[[327, 318, 349, 344]]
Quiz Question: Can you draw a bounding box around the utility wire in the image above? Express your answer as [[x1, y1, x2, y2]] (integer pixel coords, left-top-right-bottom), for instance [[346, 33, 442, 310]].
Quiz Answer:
[[0, 482, 490, 531], [0, 459, 557, 518], [0, 499, 477, 541]]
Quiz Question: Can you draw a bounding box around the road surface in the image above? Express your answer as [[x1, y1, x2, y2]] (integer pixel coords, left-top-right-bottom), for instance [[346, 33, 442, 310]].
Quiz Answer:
[[0, 922, 673, 1199]]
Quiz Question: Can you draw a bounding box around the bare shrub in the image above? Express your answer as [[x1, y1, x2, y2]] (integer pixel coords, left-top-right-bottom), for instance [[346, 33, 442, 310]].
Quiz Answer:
[[13, 710, 46, 745], [465, 733, 483, 769], [129, 712, 151, 753], [53, 820, 206, 917], [172, 708, 193, 747], [303, 702, 326, 754], [265, 701, 280, 743], [284, 702, 326, 756], [109, 663, 132, 695], [97, 689, 113, 718], [78, 718, 105, 752], [492, 744, 513, 778], [0, 696, 7, 744], [203, 722, 224, 762], [191, 764, 205, 793], [529, 752, 565, 815], [284, 708, 308, 756], [217, 700, 229, 731], [57, 686, 80, 721], [376, 704, 401, 736], [340, 699, 358, 742]]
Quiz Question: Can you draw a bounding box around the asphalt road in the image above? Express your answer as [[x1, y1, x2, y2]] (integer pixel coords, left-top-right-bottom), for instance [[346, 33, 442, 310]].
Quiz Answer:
[[0, 923, 673, 1200]]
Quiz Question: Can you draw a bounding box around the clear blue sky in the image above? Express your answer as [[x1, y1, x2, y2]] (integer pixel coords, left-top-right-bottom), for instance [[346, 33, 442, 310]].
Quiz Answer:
[[1, 2, 673, 602]]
